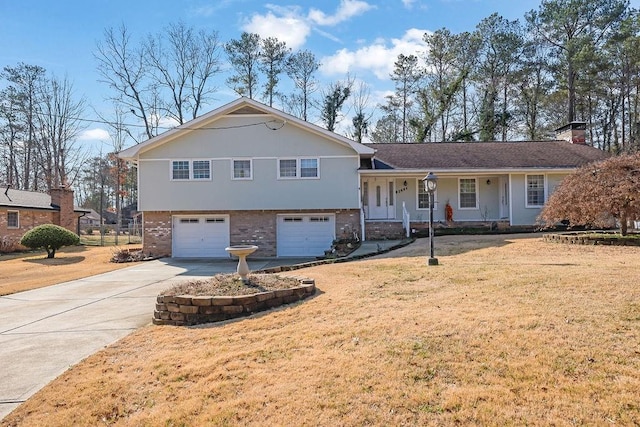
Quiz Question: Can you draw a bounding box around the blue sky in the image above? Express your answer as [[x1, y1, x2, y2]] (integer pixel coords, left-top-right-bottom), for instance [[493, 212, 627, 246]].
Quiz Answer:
[[0, 0, 633, 150]]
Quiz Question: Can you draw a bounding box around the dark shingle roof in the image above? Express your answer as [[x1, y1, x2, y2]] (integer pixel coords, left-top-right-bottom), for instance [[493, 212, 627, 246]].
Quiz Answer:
[[0, 188, 54, 210], [363, 141, 610, 170]]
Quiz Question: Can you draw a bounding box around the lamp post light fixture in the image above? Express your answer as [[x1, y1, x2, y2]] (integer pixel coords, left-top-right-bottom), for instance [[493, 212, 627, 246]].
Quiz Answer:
[[423, 172, 439, 266]]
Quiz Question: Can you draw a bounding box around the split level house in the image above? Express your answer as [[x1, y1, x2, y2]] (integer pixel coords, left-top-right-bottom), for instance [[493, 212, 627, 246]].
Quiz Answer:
[[118, 97, 609, 258], [0, 185, 88, 250]]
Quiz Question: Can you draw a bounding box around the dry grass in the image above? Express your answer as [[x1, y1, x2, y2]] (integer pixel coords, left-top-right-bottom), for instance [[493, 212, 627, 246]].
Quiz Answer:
[[0, 245, 140, 296], [3, 234, 640, 426]]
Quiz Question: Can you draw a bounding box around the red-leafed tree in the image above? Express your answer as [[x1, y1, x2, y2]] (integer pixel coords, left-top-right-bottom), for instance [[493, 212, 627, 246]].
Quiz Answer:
[[539, 153, 640, 235]]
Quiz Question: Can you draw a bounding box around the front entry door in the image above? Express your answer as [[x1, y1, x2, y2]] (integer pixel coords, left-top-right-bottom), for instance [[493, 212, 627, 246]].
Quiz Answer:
[[365, 178, 395, 219]]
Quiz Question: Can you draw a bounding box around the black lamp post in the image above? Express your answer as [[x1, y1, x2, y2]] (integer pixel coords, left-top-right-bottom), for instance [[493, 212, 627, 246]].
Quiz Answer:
[[423, 172, 439, 266]]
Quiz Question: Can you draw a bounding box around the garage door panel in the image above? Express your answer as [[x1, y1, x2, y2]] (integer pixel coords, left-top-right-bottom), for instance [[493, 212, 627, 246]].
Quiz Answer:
[[173, 216, 230, 258], [277, 214, 335, 257]]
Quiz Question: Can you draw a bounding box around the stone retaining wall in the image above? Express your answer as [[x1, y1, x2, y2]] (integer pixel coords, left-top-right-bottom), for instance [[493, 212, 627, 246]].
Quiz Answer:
[[544, 233, 640, 246], [153, 278, 315, 326]]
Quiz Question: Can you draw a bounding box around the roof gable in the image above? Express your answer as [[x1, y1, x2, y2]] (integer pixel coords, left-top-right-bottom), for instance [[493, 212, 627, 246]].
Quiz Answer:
[[363, 141, 610, 170], [119, 97, 374, 160]]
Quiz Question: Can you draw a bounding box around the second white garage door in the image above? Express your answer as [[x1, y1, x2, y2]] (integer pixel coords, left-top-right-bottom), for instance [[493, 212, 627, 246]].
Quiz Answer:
[[173, 215, 230, 258], [277, 214, 335, 257]]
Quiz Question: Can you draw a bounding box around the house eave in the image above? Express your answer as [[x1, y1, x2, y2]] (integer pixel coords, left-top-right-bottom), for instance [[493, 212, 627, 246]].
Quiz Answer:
[[358, 167, 578, 176]]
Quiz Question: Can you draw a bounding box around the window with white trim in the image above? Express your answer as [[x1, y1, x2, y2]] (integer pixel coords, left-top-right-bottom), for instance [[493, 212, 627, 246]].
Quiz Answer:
[[233, 159, 252, 179], [279, 159, 297, 178], [171, 160, 211, 180], [7, 211, 19, 228], [192, 160, 211, 179], [459, 178, 478, 209], [172, 161, 190, 180], [278, 158, 319, 179], [526, 174, 545, 207], [417, 179, 437, 209], [300, 158, 318, 178]]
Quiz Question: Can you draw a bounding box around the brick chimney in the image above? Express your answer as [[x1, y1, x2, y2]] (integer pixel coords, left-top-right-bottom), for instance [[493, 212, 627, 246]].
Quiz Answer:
[[555, 121, 587, 144], [50, 185, 76, 233]]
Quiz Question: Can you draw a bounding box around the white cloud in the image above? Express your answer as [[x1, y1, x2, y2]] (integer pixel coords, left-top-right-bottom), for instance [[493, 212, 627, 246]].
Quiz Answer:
[[78, 128, 110, 141], [308, 0, 375, 26], [242, 8, 311, 51], [320, 28, 429, 80]]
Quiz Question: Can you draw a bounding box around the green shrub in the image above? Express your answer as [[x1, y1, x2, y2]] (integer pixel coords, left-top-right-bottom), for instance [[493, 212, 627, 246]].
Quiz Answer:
[[20, 224, 80, 258]]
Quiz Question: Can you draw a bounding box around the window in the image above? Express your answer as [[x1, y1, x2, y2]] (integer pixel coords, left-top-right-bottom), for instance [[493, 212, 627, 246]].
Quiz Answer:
[[459, 178, 478, 209], [172, 161, 190, 180], [278, 158, 319, 179], [279, 159, 297, 178], [300, 158, 318, 178], [362, 182, 368, 206], [171, 160, 211, 180], [388, 181, 394, 206], [417, 179, 436, 209], [527, 174, 545, 207], [7, 211, 19, 228], [192, 160, 211, 179], [233, 159, 252, 179]]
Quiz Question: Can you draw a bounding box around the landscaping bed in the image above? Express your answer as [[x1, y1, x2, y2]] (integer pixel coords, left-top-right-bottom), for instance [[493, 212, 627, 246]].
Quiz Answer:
[[154, 273, 316, 326], [544, 231, 640, 246]]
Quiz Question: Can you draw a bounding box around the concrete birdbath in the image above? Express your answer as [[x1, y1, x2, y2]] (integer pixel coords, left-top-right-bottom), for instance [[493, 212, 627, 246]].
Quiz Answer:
[[225, 245, 259, 283]]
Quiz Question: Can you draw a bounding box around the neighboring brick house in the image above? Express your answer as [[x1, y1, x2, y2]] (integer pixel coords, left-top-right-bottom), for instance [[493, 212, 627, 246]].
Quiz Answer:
[[0, 185, 88, 250]]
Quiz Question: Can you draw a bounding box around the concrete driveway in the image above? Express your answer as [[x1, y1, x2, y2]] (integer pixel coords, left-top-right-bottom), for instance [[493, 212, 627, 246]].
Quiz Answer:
[[0, 256, 313, 420]]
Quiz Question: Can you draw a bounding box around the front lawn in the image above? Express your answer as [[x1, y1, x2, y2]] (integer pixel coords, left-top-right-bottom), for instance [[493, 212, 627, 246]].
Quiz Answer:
[[0, 245, 139, 296], [3, 235, 639, 425]]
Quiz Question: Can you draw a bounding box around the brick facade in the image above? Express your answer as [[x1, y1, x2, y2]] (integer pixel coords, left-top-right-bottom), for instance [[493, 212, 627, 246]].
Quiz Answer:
[[365, 221, 406, 240], [0, 209, 54, 251], [142, 209, 361, 257], [1, 187, 80, 252]]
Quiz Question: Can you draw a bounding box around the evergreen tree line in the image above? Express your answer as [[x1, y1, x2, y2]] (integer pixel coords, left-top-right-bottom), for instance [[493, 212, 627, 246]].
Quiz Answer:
[[2, 0, 639, 214]]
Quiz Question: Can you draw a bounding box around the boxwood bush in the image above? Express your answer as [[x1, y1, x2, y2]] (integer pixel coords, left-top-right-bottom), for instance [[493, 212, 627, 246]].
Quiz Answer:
[[20, 224, 80, 258]]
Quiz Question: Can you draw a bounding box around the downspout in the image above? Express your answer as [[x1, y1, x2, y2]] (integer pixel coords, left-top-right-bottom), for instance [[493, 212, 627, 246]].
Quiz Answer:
[[77, 211, 87, 236]]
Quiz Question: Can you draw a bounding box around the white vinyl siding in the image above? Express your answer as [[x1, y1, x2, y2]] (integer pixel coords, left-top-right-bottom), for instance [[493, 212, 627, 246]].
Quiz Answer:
[[233, 159, 252, 179], [526, 174, 545, 207], [7, 210, 19, 228], [459, 178, 478, 209]]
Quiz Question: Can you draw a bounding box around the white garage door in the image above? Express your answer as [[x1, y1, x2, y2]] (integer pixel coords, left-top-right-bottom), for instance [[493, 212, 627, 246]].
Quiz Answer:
[[173, 215, 230, 258], [277, 214, 335, 257]]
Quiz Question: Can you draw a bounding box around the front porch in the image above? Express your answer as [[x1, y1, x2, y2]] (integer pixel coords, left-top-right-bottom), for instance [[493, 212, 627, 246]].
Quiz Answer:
[[364, 219, 513, 240]]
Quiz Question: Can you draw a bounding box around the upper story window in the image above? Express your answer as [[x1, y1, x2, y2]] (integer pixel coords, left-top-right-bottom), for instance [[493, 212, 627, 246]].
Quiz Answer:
[[300, 158, 319, 178], [171, 160, 211, 181], [526, 174, 545, 207], [172, 161, 190, 180], [192, 160, 211, 180], [279, 159, 297, 178], [417, 179, 437, 210], [277, 158, 319, 179], [233, 159, 252, 179], [459, 178, 478, 209], [7, 211, 19, 228]]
